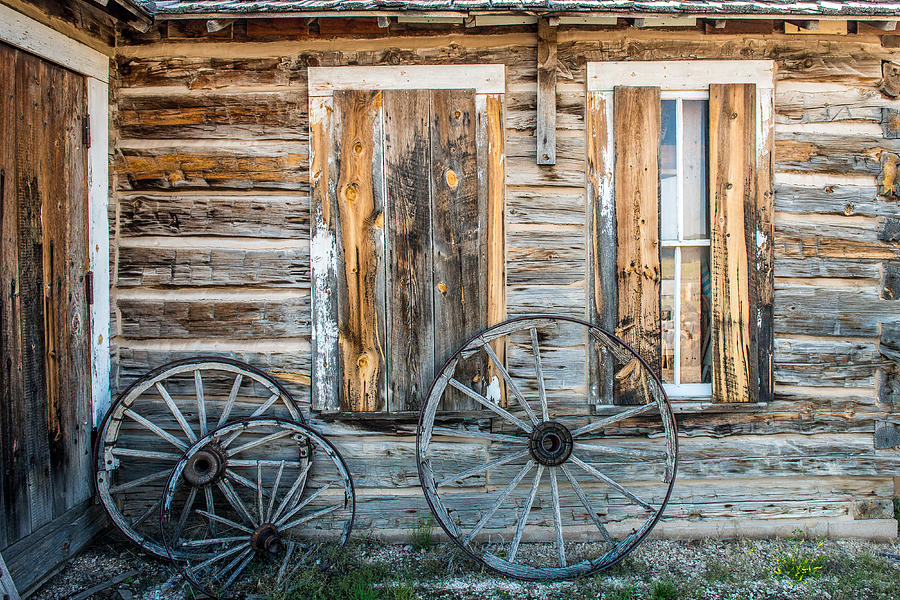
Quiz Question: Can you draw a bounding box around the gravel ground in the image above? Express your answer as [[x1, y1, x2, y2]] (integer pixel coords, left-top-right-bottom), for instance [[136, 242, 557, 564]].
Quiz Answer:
[[32, 532, 900, 600]]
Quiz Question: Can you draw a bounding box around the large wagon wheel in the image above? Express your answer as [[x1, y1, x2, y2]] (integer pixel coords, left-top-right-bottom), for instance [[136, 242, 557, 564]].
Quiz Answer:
[[416, 315, 678, 580], [160, 418, 355, 598], [95, 357, 307, 560]]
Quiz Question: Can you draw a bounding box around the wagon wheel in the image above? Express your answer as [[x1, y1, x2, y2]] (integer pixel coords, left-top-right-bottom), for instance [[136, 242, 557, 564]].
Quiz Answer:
[[160, 418, 355, 598], [95, 357, 307, 560], [416, 315, 678, 580]]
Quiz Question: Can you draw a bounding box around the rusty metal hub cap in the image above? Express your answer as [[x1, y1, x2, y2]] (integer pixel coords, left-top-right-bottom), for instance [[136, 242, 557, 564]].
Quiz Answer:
[[251, 523, 283, 554], [529, 421, 573, 466], [183, 444, 226, 487]]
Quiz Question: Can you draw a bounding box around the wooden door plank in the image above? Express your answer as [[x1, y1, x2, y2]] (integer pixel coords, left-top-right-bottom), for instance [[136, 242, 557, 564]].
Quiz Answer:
[[0, 42, 25, 549], [613, 86, 661, 405], [333, 90, 387, 412], [384, 89, 433, 412], [586, 91, 616, 406], [14, 50, 53, 531], [709, 83, 758, 404], [430, 89, 484, 410]]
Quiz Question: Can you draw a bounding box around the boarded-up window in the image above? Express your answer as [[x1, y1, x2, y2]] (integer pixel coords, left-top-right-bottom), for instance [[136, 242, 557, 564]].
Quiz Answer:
[[309, 67, 506, 413], [586, 62, 774, 404]]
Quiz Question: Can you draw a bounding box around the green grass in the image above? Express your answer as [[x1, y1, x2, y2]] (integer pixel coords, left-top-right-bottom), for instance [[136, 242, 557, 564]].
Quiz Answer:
[[650, 579, 679, 600], [409, 517, 434, 552]]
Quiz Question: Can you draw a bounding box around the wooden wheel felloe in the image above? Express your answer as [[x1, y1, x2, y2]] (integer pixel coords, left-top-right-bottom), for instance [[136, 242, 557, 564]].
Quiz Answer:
[[160, 418, 355, 598], [95, 357, 306, 560], [416, 315, 678, 580]]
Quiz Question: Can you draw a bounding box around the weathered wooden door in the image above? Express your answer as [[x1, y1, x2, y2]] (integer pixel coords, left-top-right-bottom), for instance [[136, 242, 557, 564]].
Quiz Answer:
[[0, 42, 93, 558], [310, 82, 505, 414]]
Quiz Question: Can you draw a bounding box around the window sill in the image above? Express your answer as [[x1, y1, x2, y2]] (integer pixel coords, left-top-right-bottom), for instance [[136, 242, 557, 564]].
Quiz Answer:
[[594, 401, 768, 416]]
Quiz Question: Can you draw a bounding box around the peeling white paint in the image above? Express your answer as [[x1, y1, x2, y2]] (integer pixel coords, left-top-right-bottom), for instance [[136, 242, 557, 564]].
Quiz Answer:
[[486, 375, 502, 404]]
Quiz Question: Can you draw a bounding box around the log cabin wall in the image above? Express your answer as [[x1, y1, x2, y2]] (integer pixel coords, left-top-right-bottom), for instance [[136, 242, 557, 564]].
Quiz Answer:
[[112, 18, 900, 539]]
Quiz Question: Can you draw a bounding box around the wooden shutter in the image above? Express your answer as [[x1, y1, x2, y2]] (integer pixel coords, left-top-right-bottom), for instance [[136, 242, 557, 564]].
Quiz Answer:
[[310, 82, 504, 413], [709, 83, 773, 403], [612, 86, 662, 405]]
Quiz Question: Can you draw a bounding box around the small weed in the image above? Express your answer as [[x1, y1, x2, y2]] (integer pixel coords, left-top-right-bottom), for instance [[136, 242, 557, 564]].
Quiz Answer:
[[651, 579, 679, 600], [385, 579, 417, 600], [409, 517, 434, 551], [773, 539, 826, 582], [603, 583, 638, 600]]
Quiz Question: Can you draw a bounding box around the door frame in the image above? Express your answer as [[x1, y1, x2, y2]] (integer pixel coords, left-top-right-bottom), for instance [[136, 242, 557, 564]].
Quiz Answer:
[[0, 3, 111, 426]]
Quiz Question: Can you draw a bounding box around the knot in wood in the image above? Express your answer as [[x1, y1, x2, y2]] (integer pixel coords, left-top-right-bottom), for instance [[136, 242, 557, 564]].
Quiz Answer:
[[445, 169, 459, 189]]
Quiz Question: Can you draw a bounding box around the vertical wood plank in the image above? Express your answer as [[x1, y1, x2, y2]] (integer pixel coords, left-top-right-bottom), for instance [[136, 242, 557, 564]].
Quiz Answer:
[[309, 94, 340, 413], [430, 89, 485, 410], [384, 89, 433, 412], [536, 18, 557, 165], [334, 90, 386, 412], [755, 87, 775, 404], [0, 42, 25, 549], [613, 86, 661, 405], [586, 91, 616, 406], [15, 50, 53, 531], [709, 83, 758, 404]]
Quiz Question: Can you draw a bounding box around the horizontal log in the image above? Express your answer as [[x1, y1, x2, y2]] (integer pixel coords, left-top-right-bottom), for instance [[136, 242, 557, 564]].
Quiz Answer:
[[507, 188, 585, 226], [775, 217, 900, 261], [506, 90, 583, 132], [775, 132, 896, 175], [774, 255, 882, 279], [116, 246, 310, 288], [116, 56, 309, 89], [117, 193, 309, 238], [116, 296, 310, 339], [507, 285, 586, 318], [775, 281, 893, 337], [506, 157, 585, 188], [117, 89, 308, 139], [776, 81, 900, 124], [112, 346, 311, 399], [774, 184, 893, 218], [507, 229, 585, 285], [115, 142, 308, 191], [774, 337, 888, 387]]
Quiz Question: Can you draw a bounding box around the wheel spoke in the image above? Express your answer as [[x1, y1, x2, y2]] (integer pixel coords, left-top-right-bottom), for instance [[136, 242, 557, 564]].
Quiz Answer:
[[195, 509, 253, 534], [530, 327, 549, 422], [431, 427, 528, 444], [190, 542, 249, 575], [217, 479, 258, 527], [111, 447, 181, 461], [570, 403, 657, 439], [256, 462, 264, 522], [226, 469, 271, 499], [569, 455, 654, 511], [281, 503, 343, 531], [123, 409, 188, 451], [588, 328, 632, 364], [195, 370, 208, 437], [462, 460, 534, 546], [204, 486, 217, 536], [155, 382, 198, 443], [437, 449, 529, 487], [109, 468, 171, 494], [172, 486, 198, 546], [277, 541, 297, 583], [267, 460, 286, 522], [250, 392, 282, 417], [549, 468, 566, 567], [508, 464, 544, 562], [271, 462, 313, 522], [221, 548, 254, 587], [574, 442, 667, 460], [448, 379, 533, 433], [482, 343, 540, 426], [225, 429, 293, 457], [217, 373, 243, 428], [181, 535, 249, 547], [130, 501, 158, 528], [275, 483, 332, 528], [560, 463, 613, 545]]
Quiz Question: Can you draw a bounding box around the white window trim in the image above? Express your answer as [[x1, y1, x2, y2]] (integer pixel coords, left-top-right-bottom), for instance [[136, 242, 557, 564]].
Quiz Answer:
[[0, 4, 111, 426], [586, 59, 775, 400], [308, 64, 506, 97]]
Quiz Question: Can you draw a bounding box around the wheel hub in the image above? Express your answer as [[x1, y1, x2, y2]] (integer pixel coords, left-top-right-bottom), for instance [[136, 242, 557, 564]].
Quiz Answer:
[[182, 444, 226, 487], [529, 421, 573, 466], [251, 523, 282, 554]]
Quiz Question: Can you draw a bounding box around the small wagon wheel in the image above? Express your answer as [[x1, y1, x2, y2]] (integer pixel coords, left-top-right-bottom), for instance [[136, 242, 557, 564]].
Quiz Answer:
[[95, 357, 307, 560], [160, 418, 355, 598], [416, 315, 678, 580]]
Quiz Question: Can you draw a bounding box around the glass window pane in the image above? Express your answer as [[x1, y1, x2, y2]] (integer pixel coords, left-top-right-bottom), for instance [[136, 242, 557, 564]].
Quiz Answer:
[[661, 247, 676, 384], [660, 100, 677, 241], [682, 100, 709, 240], [680, 246, 712, 383]]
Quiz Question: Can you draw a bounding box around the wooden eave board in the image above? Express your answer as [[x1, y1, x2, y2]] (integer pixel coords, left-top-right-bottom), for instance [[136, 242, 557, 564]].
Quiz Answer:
[[587, 61, 775, 92], [308, 65, 506, 97]]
